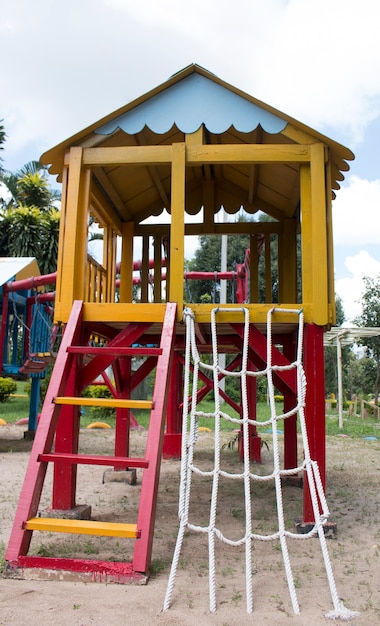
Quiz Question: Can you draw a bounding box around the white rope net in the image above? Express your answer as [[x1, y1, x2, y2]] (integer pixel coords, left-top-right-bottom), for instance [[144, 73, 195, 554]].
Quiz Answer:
[[163, 306, 359, 620]]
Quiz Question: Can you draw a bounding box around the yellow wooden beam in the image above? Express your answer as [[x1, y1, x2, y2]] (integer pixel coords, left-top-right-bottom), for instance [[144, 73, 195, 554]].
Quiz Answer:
[[189, 303, 313, 324], [325, 155, 336, 325], [82, 302, 167, 323], [90, 179, 123, 233], [55, 396, 153, 409], [25, 517, 139, 538], [310, 143, 328, 326], [169, 143, 186, 315], [186, 144, 311, 165], [119, 222, 134, 303], [300, 164, 313, 309], [279, 218, 297, 303], [67, 145, 173, 167]]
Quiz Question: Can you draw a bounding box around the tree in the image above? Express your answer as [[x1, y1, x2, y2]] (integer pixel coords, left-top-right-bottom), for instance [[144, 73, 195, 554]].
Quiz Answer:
[[0, 159, 61, 274], [186, 212, 281, 304], [355, 274, 380, 407], [0, 161, 60, 210]]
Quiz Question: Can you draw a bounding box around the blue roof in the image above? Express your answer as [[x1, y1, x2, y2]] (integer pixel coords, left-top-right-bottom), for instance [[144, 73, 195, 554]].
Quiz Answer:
[[96, 72, 287, 136]]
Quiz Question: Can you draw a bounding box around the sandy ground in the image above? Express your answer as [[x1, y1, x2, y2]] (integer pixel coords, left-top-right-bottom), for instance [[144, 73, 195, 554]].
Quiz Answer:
[[0, 424, 379, 625]]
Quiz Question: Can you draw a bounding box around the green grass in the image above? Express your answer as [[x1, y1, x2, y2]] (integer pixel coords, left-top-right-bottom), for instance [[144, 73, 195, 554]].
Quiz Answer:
[[1, 386, 379, 441], [0, 381, 30, 423]]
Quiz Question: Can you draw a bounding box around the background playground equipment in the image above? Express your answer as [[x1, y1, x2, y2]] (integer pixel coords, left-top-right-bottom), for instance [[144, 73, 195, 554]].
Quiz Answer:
[[5, 65, 354, 591]]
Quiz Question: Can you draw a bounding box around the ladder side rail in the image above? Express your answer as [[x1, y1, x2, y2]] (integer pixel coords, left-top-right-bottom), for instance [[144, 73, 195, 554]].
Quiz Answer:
[[133, 302, 177, 573], [6, 301, 84, 562]]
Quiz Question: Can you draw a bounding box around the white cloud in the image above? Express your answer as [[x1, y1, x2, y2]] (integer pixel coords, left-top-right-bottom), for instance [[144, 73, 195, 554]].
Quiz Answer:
[[2, 0, 380, 171], [333, 176, 380, 247], [335, 251, 380, 323]]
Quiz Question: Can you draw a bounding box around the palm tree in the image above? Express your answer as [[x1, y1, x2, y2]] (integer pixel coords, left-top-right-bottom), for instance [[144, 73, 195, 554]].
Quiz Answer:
[[0, 161, 60, 210], [0, 159, 61, 273]]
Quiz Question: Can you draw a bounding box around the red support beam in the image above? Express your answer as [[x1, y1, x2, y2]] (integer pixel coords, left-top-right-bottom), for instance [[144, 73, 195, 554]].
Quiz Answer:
[[303, 323, 326, 523]]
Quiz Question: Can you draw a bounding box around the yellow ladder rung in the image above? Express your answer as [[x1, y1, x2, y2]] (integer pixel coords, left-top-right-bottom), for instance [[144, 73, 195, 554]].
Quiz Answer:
[[24, 517, 139, 538], [54, 397, 153, 410]]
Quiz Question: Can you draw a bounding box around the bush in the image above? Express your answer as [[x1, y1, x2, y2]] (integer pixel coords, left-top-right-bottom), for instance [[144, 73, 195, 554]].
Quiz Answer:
[[82, 384, 115, 421], [0, 377, 17, 402]]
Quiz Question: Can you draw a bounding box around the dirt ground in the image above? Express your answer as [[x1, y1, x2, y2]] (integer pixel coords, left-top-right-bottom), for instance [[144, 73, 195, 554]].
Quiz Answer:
[[0, 424, 379, 626]]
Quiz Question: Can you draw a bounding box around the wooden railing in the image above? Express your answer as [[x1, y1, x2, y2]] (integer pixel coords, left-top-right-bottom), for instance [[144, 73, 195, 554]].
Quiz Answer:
[[86, 255, 108, 304]]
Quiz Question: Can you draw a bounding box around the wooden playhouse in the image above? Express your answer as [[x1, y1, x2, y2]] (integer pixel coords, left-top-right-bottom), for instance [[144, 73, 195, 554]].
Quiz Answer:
[[6, 64, 354, 581]]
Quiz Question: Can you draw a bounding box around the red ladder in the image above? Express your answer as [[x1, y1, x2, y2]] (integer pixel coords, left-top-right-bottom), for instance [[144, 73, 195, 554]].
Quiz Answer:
[[6, 300, 177, 582]]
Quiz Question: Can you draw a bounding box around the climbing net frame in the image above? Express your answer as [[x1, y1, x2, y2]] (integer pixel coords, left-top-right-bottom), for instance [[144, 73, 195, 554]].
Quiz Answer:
[[164, 306, 359, 620]]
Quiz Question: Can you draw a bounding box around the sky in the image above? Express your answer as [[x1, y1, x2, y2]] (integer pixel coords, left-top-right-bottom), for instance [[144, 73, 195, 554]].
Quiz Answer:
[[1, 0, 379, 323]]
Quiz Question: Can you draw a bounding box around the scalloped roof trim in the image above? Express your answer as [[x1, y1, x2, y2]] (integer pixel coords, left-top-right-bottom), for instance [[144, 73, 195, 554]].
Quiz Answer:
[[96, 73, 287, 136]]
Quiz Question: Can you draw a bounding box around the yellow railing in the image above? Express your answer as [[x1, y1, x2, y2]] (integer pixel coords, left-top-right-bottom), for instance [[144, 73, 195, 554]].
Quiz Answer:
[[86, 255, 108, 304]]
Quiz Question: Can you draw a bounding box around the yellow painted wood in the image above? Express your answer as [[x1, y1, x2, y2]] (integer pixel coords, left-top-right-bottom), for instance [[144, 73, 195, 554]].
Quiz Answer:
[[189, 303, 313, 324], [186, 144, 311, 165], [25, 517, 138, 538], [185, 127, 204, 146], [300, 164, 313, 308], [169, 143, 186, 316], [56, 149, 83, 316], [92, 166, 129, 228], [310, 143, 328, 326], [264, 233, 272, 303], [119, 222, 134, 303], [69, 145, 173, 167], [325, 158, 336, 325], [54, 397, 153, 409], [280, 218, 297, 302], [153, 235, 162, 303], [141, 235, 150, 303], [90, 188, 122, 235], [250, 235, 259, 303], [82, 302, 167, 323], [54, 165, 68, 323]]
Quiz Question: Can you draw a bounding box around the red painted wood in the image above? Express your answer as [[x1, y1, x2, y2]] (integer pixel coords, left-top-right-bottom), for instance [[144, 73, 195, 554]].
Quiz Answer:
[[52, 353, 81, 509], [80, 322, 153, 389], [231, 324, 297, 395], [163, 352, 183, 458], [12, 556, 145, 583], [38, 453, 148, 468], [6, 301, 84, 561], [113, 356, 132, 460], [303, 323, 326, 523], [133, 303, 177, 573], [238, 359, 261, 463], [283, 336, 298, 470], [68, 346, 162, 356]]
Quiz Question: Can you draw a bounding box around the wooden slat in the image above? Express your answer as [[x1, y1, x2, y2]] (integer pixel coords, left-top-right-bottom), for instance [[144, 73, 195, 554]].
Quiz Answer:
[[38, 453, 148, 468], [67, 346, 162, 357], [54, 397, 153, 410], [24, 517, 139, 538]]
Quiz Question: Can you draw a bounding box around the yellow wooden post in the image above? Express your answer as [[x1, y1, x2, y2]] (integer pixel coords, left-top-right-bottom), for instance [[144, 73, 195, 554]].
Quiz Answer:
[[300, 163, 313, 316], [153, 235, 162, 303], [280, 218, 297, 303], [169, 143, 186, 317], [141, 235, 150, 303], [54, 165, 68, 322], [325, 156, 336, 325], [120, 222, 134, 303], [250, 235, 259, 303], [55, 147, 91, 322], [310, 143, 328, 326], [264, 233, 272, 303]]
